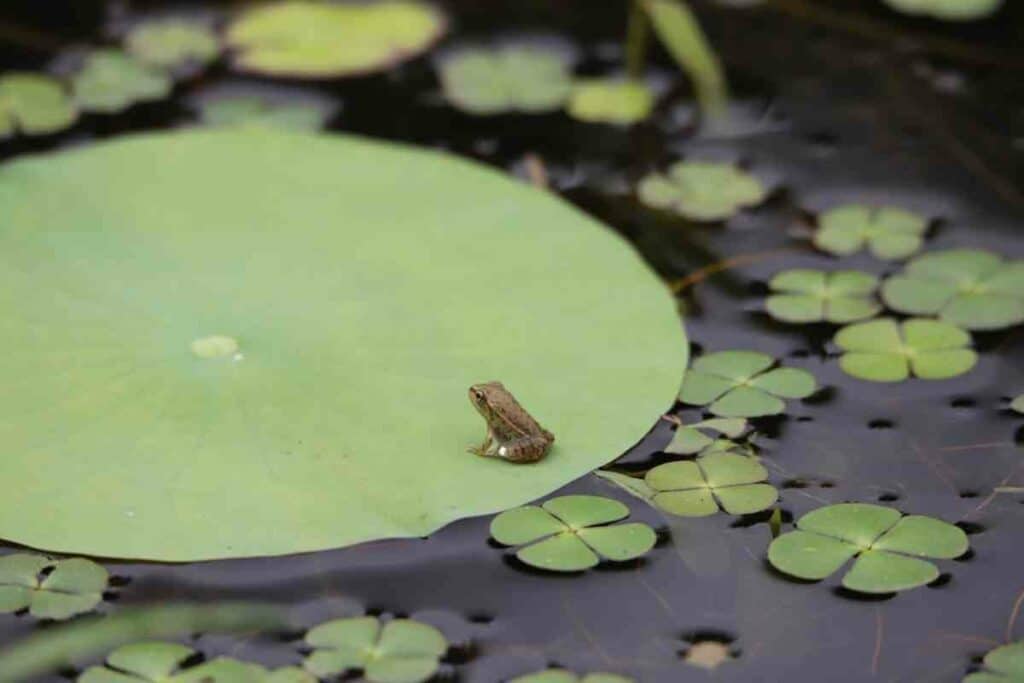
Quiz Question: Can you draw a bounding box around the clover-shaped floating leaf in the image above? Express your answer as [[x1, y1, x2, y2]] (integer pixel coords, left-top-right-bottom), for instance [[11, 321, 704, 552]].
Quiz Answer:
[[882, 0, 1003, 21], [964, 641, 1024, 682], [566, 79, 654, 125], [490, 495, 656, 572], [665, 418, 749, 455], [637, 161, 767, 222], [881, 249, 1024, 331], [814, 205, 928, 260], [510, 669, 634, 683], [225, 1, 446, 78], [303, 616, 447, 683], [125, 19, 221, 74], [768, 503, 968, 593], [679, 350, 817, 417], [0, 73, 77, 138], [645, 453, 776, 517], [71, 50, 172, 114], [0, 553, 108, 620], [438, 45, 573, 115], [1012, 394, 1024, 415], [765, 269, 881, 324], [834, 317, 977, 383], [79, 641, 282, 682], [193, 91, 335, 131]]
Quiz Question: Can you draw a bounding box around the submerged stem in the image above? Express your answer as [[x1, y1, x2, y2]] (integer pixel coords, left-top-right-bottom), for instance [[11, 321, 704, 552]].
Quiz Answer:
[[626, 0, 651, 80]]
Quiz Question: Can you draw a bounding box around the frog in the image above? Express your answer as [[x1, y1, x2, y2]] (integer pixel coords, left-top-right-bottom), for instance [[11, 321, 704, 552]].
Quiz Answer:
[[467, 381, 555, 463]]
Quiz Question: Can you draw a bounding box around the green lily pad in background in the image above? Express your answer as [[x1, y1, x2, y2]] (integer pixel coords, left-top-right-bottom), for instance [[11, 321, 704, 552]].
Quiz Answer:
[[834, 318, 977, 382], [489, 495, 656, 572], [645, 453, 776, 517], [71, 49, 172, 113], [0, 129, 685, 561], [964, 641, 1024, 682], [189, 83, 339, 131], [0, 554, 108, 621], [637, 161, 767, 222], [304, 616, 447, 683], [679, 350, 817, 417], [510, 669, 634, 683], [0, 73, 78, 138], [566, 78, 654, 125], [882, 0, 1003, 21], [1012, 394, 1024, 415], [664, 417, 749, 455], [125, 19, 220, 75], [225, 1, 446, 78], [437, 44, 574, 115], [765, 269, 881, 324], [813, 205, 928, 260], [881, 249, 1024, 330], [768, 503, 968, 593]]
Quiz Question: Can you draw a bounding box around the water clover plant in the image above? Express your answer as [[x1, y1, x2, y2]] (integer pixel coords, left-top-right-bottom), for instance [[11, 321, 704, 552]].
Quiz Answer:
[[489, 495, 656, 572], [0, 73, 77, 138], [566, 79, 654, 125], [1012, 394, 1024, 415], [193, 93, 334, 131], [678, 350, 817, 417], [225, 1, 446, 78], [813, 205, 928, 260], [881, 249, 1024, 331], [438, 44, 573, 115], [0, 553, 108, 621], [637, 161, 767, 222], [768, 503, 968, 593], [883, 0, 1003, 21], [965, 641, 1024, 682], [645, 453, 777, 517], [303, 616, 447, 683], [509, 669, 634, 683], [834, 318, 977, 382], [78, 641, 310, 682], [124, 19, 221, 73], [71, 50, 172, 114], [664, 417, 749, 455], [765, 269, 881, 324]]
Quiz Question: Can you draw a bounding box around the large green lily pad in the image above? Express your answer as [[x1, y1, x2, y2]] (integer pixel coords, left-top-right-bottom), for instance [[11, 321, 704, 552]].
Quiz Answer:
[[0, 129, 685, 561]]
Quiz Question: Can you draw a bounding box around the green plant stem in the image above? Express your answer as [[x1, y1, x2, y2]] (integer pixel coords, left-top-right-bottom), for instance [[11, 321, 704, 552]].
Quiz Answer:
[[626, 0, 650, 80]]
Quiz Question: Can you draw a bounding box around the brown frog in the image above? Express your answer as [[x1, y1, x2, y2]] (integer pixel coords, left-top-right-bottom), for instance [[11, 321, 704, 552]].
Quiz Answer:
[[467, 381, 554, 463]]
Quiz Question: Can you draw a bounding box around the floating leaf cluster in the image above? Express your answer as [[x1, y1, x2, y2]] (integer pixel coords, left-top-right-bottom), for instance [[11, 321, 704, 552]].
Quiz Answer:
[[0, 74, 77, 138], [765, 269, 881, 324], [813, 205, 928, 260], [646, 453, 777, 517], [965, 641, 1024, 682], [79, 641, 314, 682], [663, 417, 749, 455], [679, 350, 817, 417], [304, 616, 447, 683], [124, 19, 221, 73], [438, 44, 573, 115], [638, 161, 767, 222], [71, 50, 172, 114], [0, 553, 108, 621], [834, 317, 977, 382], [510, 670, 635, 683]]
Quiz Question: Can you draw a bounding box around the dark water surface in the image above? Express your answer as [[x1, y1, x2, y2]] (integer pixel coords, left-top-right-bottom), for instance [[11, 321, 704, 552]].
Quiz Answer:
[[1, 1, 1023, 681]]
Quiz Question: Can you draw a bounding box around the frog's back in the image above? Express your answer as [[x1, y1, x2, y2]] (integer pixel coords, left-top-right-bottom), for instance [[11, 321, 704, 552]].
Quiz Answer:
[[492, 389, 554, 441]]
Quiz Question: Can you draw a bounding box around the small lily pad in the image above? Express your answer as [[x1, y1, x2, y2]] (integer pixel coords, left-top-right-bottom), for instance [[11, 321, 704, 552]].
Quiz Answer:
[[226, 1, 446, 78], [510, 670, 634, 683], [765, 269, 881, 324], [767, 503, 968, 593], [1012, 394, 1024, 415], [438, 44, 573, 115], [834, 318, 977, 382], [813, 205, 928, 260], [489, 495, 656, 572], [71, 49, 172, 114], [0, 553, 108, 621], [0, 73, 78, 138], [125, 19, 220, 73], [678, 350, 817, 417], [303, 616, 447, 683], [964, 641, 1024, 682], [190, 83, 338, 131], [645, 453, 777, 517], [664, 418, 749, 455], [566, 78, 654, 125], [882, 0, 1003, 21], [881, 249, 1024, 330], [637, 161, 767, 222]]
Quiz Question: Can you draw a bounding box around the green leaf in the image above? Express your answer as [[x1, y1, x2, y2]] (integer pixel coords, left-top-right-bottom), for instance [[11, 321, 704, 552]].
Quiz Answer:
[[304, 617, 446, 683], [882, 249, 1024, 330], [510, 671, 634, 683], [1011, 394, 1024, 415], [965, 642, 1024, 681], [841, 550, 939, 594], [678, 350, 816, 417], [765, 269, 880, 323], [225, 1, 446, 78], [814, 205, 928, 260], [834, 318, 977, 382], [190, 83, 338, 131], [664, 418, 749, 455], [543, 494, 628, 528], [71, 50, 172, 114], [871, 515, 969, 559], [0, 73, 78, 138], [489, 507, 565, 546], [594, 470, 657, 504], [438, 44, 573, 115], [637, 161, 767, 222], [646, 454, 776, 517], [566, 79, 654, 125], [0, 553, 108, 621], [767, 530, 860, 580], [79, 642, 195, 682], [124, 19, 220, 73], [0, 129, 686, 561], [882, 0, 1003, 21]]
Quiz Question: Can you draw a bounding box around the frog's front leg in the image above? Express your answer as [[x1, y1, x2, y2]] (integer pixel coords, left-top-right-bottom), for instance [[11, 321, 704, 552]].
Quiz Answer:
[[467, 427, 495, 457], [496, 435, 552, 463]]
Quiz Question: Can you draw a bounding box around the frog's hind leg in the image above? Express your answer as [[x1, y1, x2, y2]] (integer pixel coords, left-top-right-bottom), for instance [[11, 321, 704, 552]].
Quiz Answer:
[[497, 435, 551, 463], [467, 428, 495, 457]]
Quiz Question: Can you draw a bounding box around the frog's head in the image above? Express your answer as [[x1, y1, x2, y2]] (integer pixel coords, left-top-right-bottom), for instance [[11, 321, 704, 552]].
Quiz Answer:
[[468, 381, 504, 417]]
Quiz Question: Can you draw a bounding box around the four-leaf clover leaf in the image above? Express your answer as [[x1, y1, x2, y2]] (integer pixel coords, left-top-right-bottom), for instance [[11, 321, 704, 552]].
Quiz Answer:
[[765, 269, 881, 324], [71, 49, 172, 114], [813, 205, 928, 260], [679, 350, 818, 417], [664, 417, 749, 455], [489, 495, 656, 572], [638, 161, 767, 222], [881, 249, 1024, 331], [834, 317, 977, 382], [510, 669, 634, 683], [768, 503, 968, 593], [79, 641, 309, 682], [438, 45, 573, 115], [125, 20, 221, 73], [645, 453, 777, 517], [303, 616, 448, 683], [566, 79, 654, 125], [965, 641, 1024, 682], [0, 553, 108, 621], [0, 73, 78, 138]]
